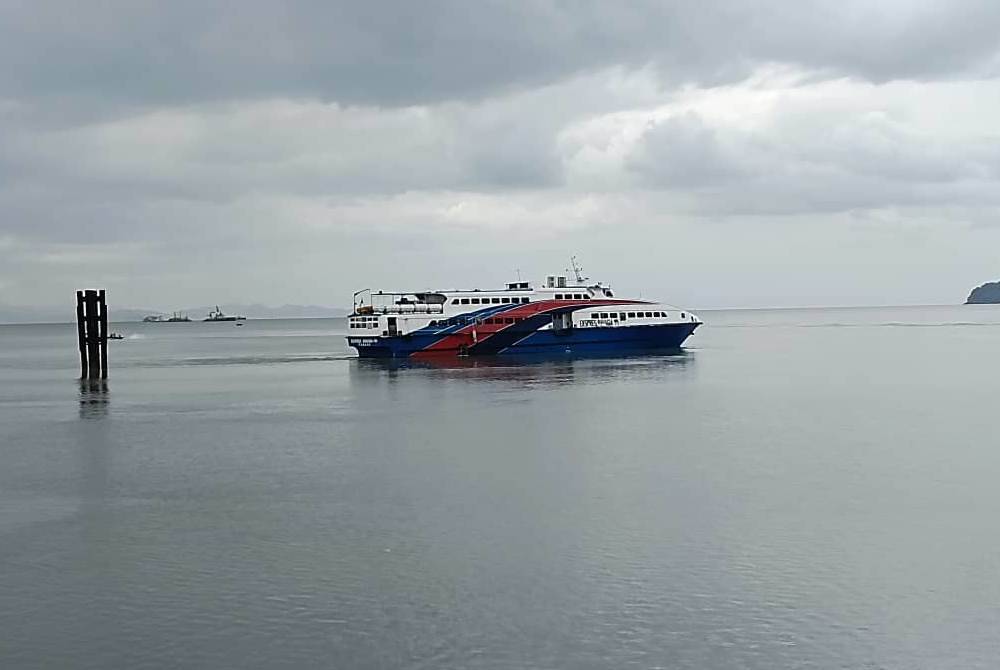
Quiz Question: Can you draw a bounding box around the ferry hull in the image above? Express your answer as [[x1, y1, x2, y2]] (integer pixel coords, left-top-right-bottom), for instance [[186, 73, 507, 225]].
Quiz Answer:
[[348, 323, 699, 359]]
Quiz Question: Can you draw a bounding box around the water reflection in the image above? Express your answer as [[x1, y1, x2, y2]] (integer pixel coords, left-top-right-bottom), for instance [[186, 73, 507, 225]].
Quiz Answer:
[[351, 349, 695, 389], [78, 379, 110, 419], [76, 380, 112, 542]]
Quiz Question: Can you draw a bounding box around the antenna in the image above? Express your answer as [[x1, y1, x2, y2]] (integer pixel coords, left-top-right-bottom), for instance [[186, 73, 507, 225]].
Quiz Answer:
[[569, 256, 588, 284]]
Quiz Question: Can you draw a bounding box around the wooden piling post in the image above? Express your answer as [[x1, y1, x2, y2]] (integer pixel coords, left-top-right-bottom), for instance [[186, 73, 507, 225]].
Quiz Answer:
[[85, 290, 100, 380], [76, 289, 109, 379], [76, 291, 88, 379], [98, 290, 108, 379]]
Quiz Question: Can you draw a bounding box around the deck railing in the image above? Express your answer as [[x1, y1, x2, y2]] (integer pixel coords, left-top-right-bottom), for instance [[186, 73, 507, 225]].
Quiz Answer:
[[356, 304, 445, 315]]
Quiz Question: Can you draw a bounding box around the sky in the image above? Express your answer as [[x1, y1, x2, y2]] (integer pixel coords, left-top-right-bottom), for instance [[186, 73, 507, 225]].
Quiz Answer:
[[2, 1, 1000, 310]]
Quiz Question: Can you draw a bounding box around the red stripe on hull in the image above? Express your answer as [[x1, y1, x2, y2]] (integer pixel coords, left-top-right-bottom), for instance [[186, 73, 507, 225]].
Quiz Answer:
[[419, 299, 646, 354]]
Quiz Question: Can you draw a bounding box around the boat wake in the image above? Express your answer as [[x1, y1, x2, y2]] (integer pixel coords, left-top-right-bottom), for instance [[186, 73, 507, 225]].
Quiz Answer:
[[135, 354, 354, 368]]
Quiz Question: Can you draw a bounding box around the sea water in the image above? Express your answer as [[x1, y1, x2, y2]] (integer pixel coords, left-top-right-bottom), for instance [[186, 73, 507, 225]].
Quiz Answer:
[[2, 306, 999, 669]]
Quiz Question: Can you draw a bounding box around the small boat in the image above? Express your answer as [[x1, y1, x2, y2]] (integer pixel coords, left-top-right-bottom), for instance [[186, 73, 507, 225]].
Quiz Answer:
[[108, 332, 124, 340], [346, 259, 701, 358], [204, 306, 246, 322]]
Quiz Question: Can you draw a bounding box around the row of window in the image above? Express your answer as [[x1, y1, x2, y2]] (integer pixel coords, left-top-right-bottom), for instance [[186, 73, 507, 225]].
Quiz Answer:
[[429, 317, 470, 327], [591, 311, 675, 320], [452, 296, 530, 305], [429, 316, 525, 328], [553, 293, 589, 300], [349, 321, 378, 329], [479, 317, 521, 325]]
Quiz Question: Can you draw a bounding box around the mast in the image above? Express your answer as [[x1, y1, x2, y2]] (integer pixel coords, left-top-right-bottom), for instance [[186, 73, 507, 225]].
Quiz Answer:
[[569, 256, 589, 284]]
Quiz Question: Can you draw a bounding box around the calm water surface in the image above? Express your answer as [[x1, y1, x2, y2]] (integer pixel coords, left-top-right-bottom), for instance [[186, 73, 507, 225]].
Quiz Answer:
[[2, 306, 999, 669]]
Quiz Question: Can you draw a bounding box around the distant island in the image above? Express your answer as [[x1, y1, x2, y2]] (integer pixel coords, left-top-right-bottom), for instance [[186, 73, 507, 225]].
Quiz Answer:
[[966, 282, 1000, 304]]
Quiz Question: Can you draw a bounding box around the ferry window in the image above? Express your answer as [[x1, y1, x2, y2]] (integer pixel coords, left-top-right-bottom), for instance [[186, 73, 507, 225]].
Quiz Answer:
[[681, 312, 686, 319], [460, 298, 470, 304], [600, 313, 609, 318], [627, 312, 635, 318], [521, 297, 530, 303], [492, 298, 501, 304], [501, 297, 510, 303], [645, 311, 653, 317], [591, 313, 599, 318], [471, 298, 480, 304], [554, 294, 562, 300], [619, 313, 626, 319]]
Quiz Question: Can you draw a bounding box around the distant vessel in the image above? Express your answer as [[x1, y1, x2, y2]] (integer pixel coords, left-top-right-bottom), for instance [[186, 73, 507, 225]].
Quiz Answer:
[[143, 312, 191, 323], [204, 306, 246, 322], [346, 260, 701, 358], [108, 332, 124, 340]]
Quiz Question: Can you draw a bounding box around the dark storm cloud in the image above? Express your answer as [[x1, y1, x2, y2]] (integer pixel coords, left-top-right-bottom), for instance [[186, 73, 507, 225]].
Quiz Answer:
[[3, 1, 999, 112]]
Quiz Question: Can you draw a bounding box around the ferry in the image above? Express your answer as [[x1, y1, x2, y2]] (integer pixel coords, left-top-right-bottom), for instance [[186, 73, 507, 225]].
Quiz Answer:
[[346, 261, 701, 358]]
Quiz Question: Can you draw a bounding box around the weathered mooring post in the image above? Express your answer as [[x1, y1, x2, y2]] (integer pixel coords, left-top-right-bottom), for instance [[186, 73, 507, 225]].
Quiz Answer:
[[76, 290, 108, 379]]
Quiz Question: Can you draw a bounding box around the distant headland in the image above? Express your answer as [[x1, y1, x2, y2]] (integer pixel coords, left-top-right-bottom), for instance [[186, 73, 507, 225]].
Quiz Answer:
[[966, 281, 1000, 304]]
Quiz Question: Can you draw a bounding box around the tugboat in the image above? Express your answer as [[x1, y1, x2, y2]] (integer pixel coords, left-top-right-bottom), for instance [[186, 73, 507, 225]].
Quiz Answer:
[[204, 306, 246, 322], [346, 259, 701, 358]]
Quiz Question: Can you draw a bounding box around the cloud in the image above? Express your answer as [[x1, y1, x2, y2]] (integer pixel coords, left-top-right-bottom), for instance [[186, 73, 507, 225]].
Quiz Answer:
[[3, 1, 999, 113], [3, 1, 1000, 309]]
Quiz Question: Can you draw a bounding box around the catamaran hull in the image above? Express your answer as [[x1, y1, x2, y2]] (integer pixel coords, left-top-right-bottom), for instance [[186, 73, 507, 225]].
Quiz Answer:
[[348, 323, 699, 359]]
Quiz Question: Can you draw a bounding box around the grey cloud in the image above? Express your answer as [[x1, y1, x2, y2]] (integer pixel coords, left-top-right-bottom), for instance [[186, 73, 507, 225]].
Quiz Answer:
[[626, 114, 748, 187], [3, 1, 999, 114], [626, 105, 1000, 216], [4, 1, 1000, 309]]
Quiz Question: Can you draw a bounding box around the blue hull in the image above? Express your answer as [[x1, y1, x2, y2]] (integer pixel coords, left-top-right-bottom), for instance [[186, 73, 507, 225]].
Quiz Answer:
[[348, 323, 699, 358]]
